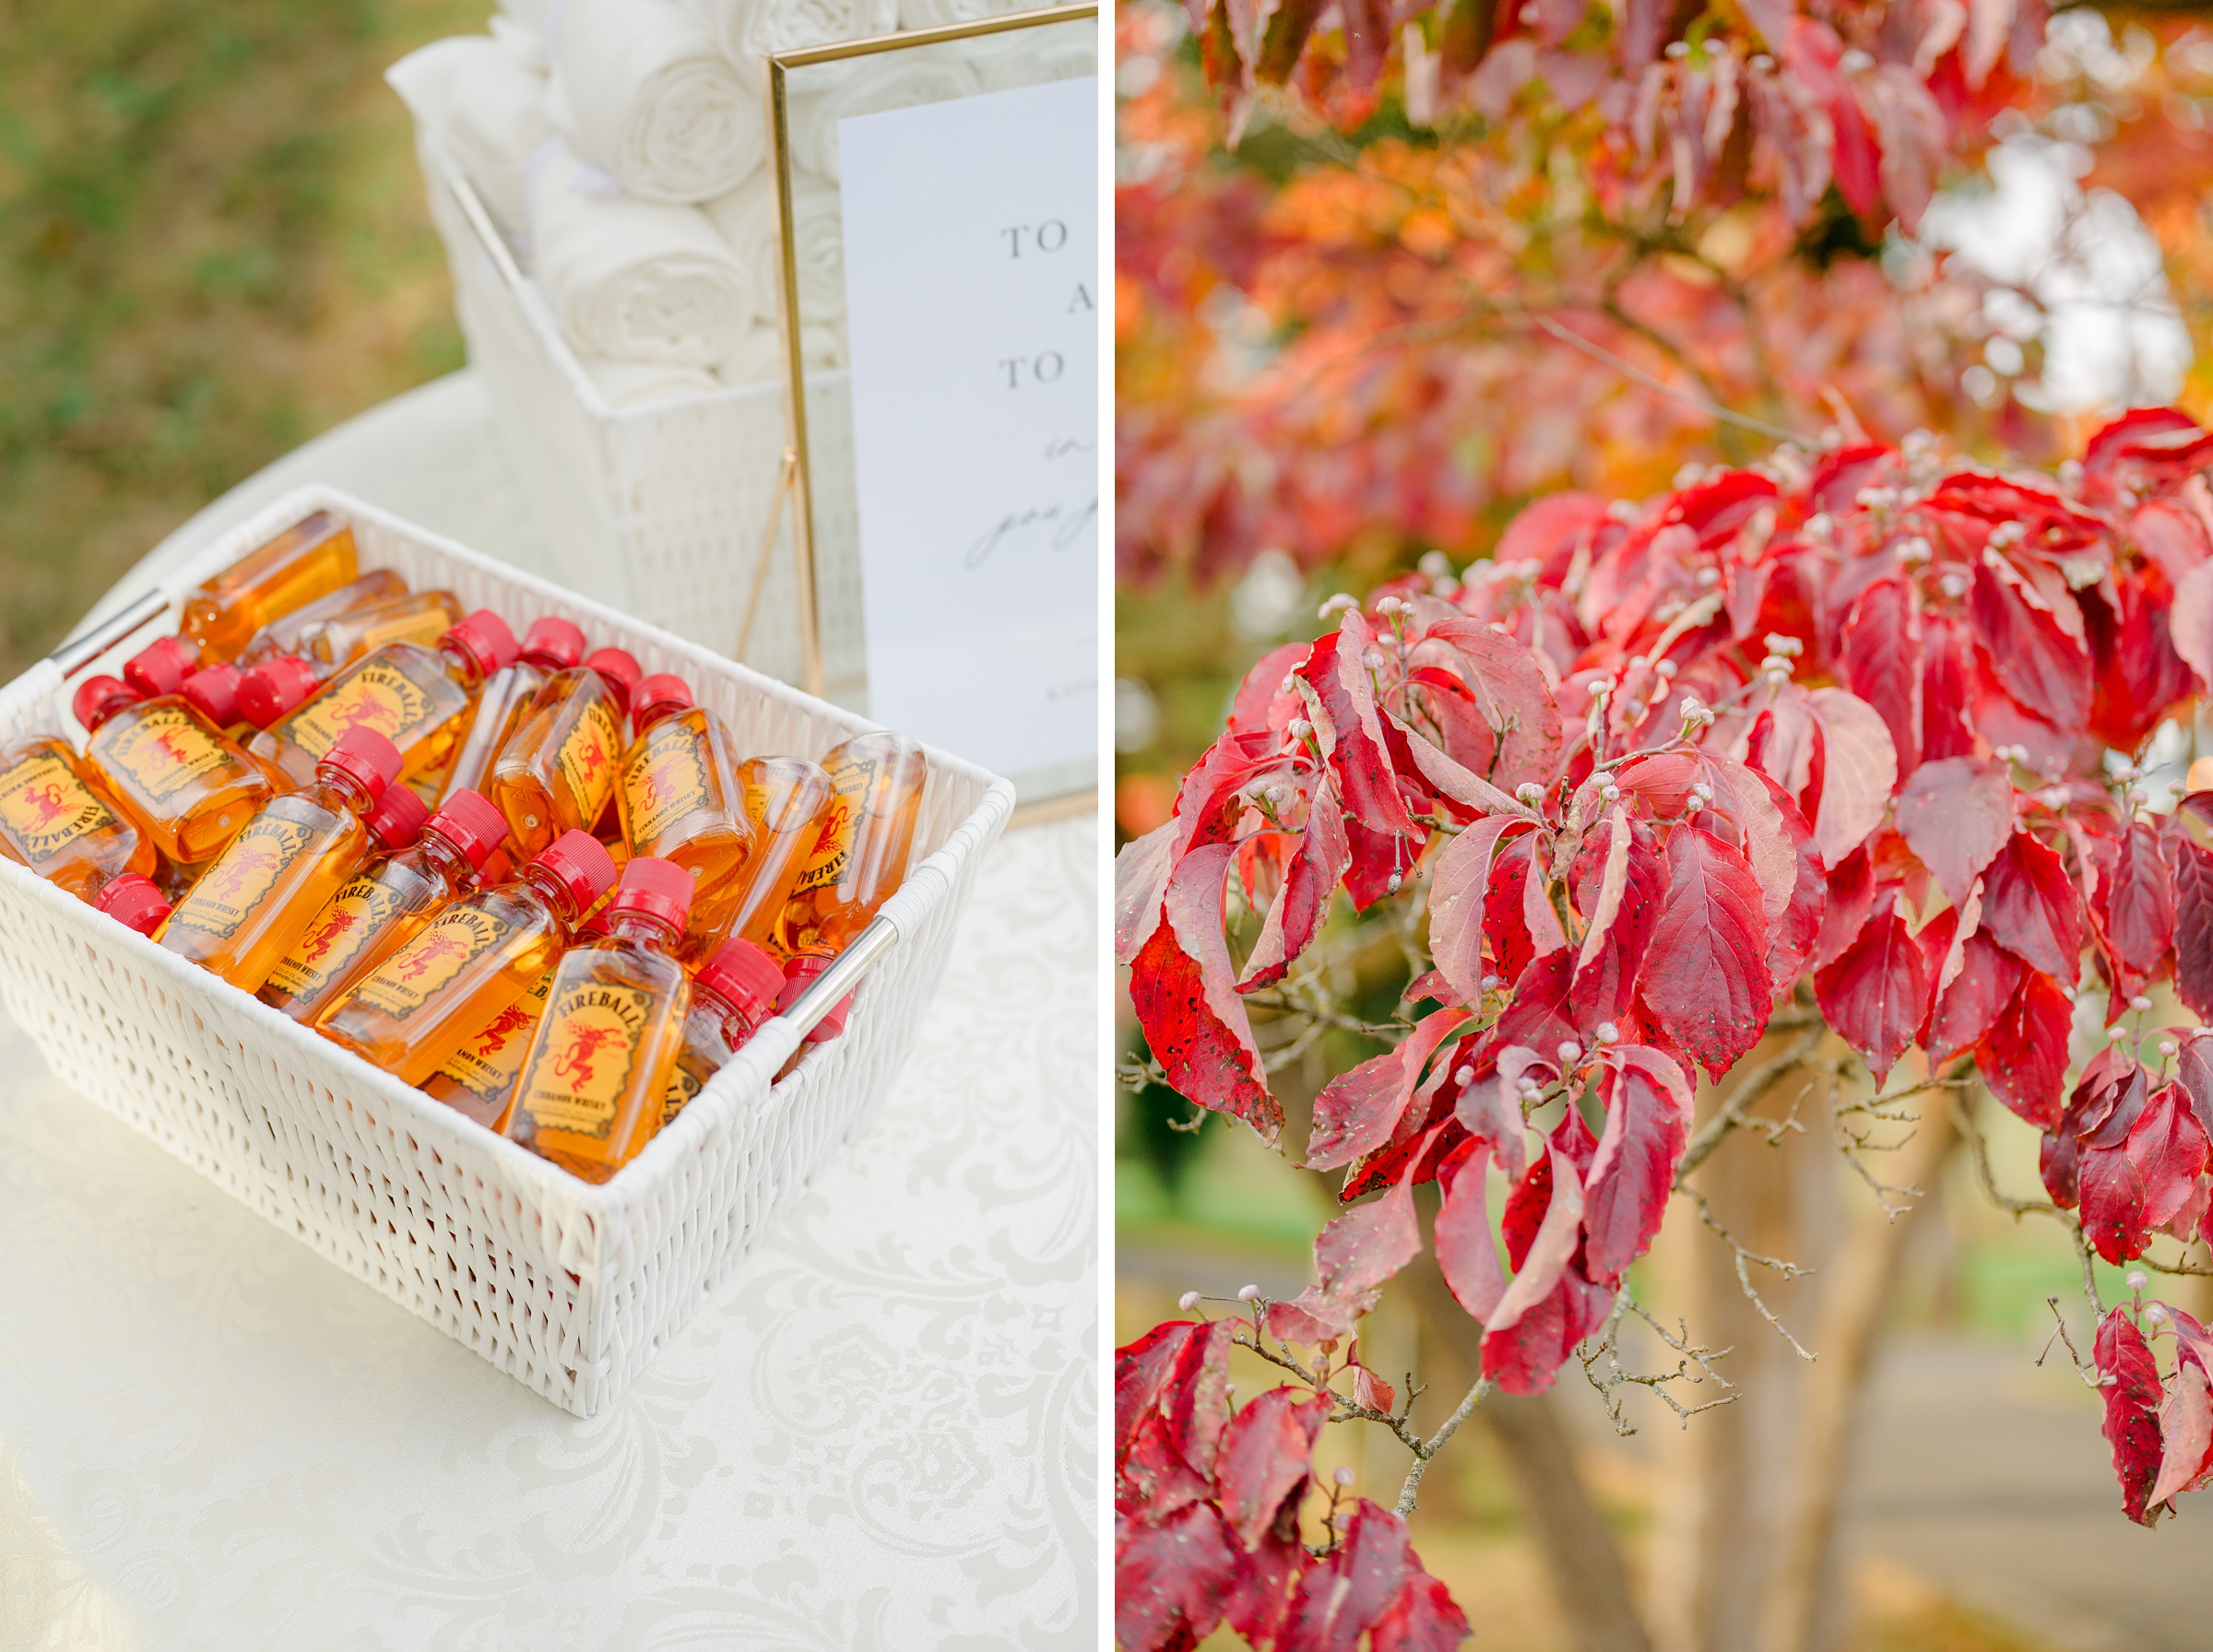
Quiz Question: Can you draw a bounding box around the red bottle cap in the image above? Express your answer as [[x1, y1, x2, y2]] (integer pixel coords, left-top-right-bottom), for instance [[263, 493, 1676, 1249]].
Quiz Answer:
[[633, 673, 693, 730], [778, 953, 852, 1044], [236, 655, 322, 727], [477, 844, 513, 888], [582, 647, 642, 717], [520, 616, 587, 672], [577, 907, 612, 940], [441, 610, 520, 678], [93, 872, 172, 937], [181, 663, 244, 728], [72, 676, 140, 733], [532, 830, 618, 914], [123, 636, 203, 700], [315, 727, 403, 804], [697, 938, 785, 1026], [425, 788, 509, 872], [609, 856, 692, 932], [366, 783, 430, 853]]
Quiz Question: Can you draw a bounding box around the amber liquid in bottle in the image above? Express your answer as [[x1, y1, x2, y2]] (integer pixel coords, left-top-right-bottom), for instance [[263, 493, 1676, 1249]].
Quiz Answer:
[[684, 756, 834, 961], [249, 615, 514, 789], [658, 942, 780, 1125], [436, 620, 586, 806], [420, 966, 555, 1132], [775, 733, 927, 957], [506, 909, 690, 1185], [491, 655, 634, 864], [616, 700, 755, 937], [180, 512, 360, 660], [0, 733, 157, 899], [319, 836, 609, 1087], [236, 569, 408, 668], [160, 756, 390, 991], [83, 686, 276, 866], [292, 589, 463, 682]]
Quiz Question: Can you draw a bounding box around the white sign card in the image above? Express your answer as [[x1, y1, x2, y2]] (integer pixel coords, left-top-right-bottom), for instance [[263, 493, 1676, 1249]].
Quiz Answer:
[[836, 74, 1098, 795]]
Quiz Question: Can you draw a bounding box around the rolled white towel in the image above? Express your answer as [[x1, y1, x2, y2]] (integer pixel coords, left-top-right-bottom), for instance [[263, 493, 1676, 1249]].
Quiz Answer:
[[680, 0, 898, 69], [580, 354, 722, 407], [786, 51, 979, 182], [714, 319, 846, 384], [530, 141, 761, 365], [550, 0, 762, 206], [968, 18, 1098, 90], [704, 173, 846, 323], [489, 14, 548, 72], [387, 37, 550, 243]]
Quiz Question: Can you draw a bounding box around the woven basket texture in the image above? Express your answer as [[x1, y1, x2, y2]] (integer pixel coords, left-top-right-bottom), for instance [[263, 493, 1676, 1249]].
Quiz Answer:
[[0, 487, 1012, 1416]]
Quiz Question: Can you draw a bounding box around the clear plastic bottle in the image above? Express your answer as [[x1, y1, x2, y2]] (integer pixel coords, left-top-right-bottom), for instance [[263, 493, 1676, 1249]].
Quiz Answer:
[[506, 857, 692, 1184], [91, 871, 173, 938], [681, 755, 834, 963], [775, 732, 927, 957], [235, 568, 408, 668], [319, 830, 616, 1087], [159, 728, 406, 990], [491, 646, 640, 863], [438, 616, 588, 805], [77, 671, 275, 866], [257, 786, 506, 1023], [614, 674, 757, 946], [418, 965, 556, 1133], [243, 609, 518, 787], [0, 722, 157, 900], [660, 937, 783, 1126], [279, 587, 465, 685], [180, 512, 360, 661]]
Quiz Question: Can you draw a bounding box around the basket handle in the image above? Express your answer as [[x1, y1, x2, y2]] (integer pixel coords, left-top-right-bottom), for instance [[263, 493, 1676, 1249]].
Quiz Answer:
[[50, 588, 172, 678]]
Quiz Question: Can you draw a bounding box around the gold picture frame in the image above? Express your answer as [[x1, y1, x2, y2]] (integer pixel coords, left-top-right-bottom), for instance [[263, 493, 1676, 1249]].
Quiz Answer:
[[759, 3, 1100, 702]]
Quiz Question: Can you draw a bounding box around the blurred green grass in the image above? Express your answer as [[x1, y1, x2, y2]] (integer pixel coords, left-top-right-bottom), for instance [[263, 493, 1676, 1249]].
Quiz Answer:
[[0, 0, 483, 676]]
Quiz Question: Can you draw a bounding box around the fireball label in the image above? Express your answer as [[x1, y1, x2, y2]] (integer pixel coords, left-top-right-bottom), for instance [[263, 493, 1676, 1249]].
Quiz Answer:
[[661, 1057, 704, 1126], [167, 816, 315, 942], [432, 968, 554, 1105], [516, 980, 652, 1139], [280, 660, 440, 763], [352, 905, 513, 1018], [555, 695, 621, 823], [102, 703, 229, 808], [788, 754, 876, 896], [0, 750, 116, 866], [622, 720, 710, 845], [265, 874, 412, 997]]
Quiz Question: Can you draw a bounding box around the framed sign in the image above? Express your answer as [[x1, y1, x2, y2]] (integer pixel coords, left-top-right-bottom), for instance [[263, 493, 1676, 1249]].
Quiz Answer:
[[764, 5, 1098, 803]]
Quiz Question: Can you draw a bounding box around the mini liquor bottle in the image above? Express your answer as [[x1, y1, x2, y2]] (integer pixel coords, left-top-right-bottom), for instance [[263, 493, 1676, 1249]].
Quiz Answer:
[[236, 569, 408, 668], [681, 756, 834, 962], [418, 965, 555, 1132], [244, 609, 518, 788], [438, 616, 587, 804], [0, 722, 157, 900], [92, 872, 173, 938], [491, 646, 640, 862], [660, 937, 783, 1126], [258, 786, 505, 1022], [506, 857, 692, 1184], [775, 732, 927, 957], [180, 512, 360, 660], [179, 665, 254, 741], [613, 675, 756, 944], [290, 587, 463, 680], [77, 672, 275, 867], [320, 829, 616, 1087], [160, 727, 405, 990]]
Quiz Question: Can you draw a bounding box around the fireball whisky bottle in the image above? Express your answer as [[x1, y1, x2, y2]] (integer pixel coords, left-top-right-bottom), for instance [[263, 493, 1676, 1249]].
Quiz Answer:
[[91, 871, 173, 938], [506, 857, 692, 1184], [682, 756, 834, 962], [491, 646, 640, 862], [0, 725, 157, 900], [159, 728, 405, 990], [438, 616, 587, 804], [775, 732, 927, 958], [257, 787, 506, 1022], [244, 609, 518, 787], [235, 568, 408, 668], [614, 675, 756, 942], [179, 512, 360, 660], [660, 937, 783, 1126], [418, 965, 556, 1132], [77, 671, 275, 866], [286, 587, 464, 682], [178, 665, 256, 743], [319, 830, 616, 1086]]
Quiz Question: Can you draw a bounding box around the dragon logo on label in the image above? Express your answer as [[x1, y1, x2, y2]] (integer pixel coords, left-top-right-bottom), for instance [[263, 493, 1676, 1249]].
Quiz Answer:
[[518, 982, 651, 1140], [353, 906, 511, 1017], [171, 817, 314, 941], [0, 753, 113, 864]]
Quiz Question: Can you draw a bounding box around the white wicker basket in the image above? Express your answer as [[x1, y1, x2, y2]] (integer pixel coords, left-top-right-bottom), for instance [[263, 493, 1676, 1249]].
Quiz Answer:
[[0, 486, 1013, 1417], [416, 136, 869, 705]]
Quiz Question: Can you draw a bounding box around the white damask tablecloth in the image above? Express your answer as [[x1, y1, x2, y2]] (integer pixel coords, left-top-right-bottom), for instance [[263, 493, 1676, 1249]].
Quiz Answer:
[[0, 814, 1097, 1650]]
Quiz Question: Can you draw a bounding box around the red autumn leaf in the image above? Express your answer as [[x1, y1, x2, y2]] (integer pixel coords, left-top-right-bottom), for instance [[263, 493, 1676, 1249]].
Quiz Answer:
[[1368, 1570, 1473, 1652], [1225, 1524, 1306, 1649], [1805, 687, 1898, 867], [1484, 832, 1541, 986], [1970, 557, 2093, 730], [1298, 619, 1417, 839], [1119, 1409, 1218, 1522], [1892, 757, 2014, 909], [2087, 572, 2195, 751], [1977, 830, 2084, 984], [1814, 899, 1933, 1085], [2084, 406, 2213, 482], [1278, 1500, 1414, 1652], [1229, 641, 1319, 738], [2151, 1361, 2213, 1511], [1434, 1138, 1506, 1322], [1215, 1387, 1331, 1548], [1485, 1138, 1586, 1346], [1925, 928, 2024, 1065], [1130, 846, 1283, 1142], [1415, 617, 1566, 791], [1700, 752, 1805, 954], [2093, 821, 2175, 979], [1304, 1007, 1470, 1171], [1973, 966, 2072, 1128], [1748, 768, 1825, 987], [1568, 806, 1663, 1025], [2165, 832, 2213, 1021], [1116, 1504, 1242, 1652], [1919, 612, 1978, 762], [1117, 1319, 1232, 1465], [1494, 948, 1580, 1056], [2179, 1031, 2213, 1144], [2134, 1081, 2212, 1239], [2094, 1308, 2166, 1528], [1639, 825, 1775, 1081], [1840, 577, 1922, 776], [1580, 1045, 1694, 1286], [1812, 845, 1875, 972], [1267, 1172, 1423, 1343], [1480, 1258, 1616, 1396], [1423, 813, 1533, 1005], [1347, 1345, 1397, 1413], [1240, 779, 1353, 990]]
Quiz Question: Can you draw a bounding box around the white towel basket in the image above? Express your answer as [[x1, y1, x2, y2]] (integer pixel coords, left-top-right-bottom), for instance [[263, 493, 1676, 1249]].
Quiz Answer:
[[0, 487, 1012, 1417]]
